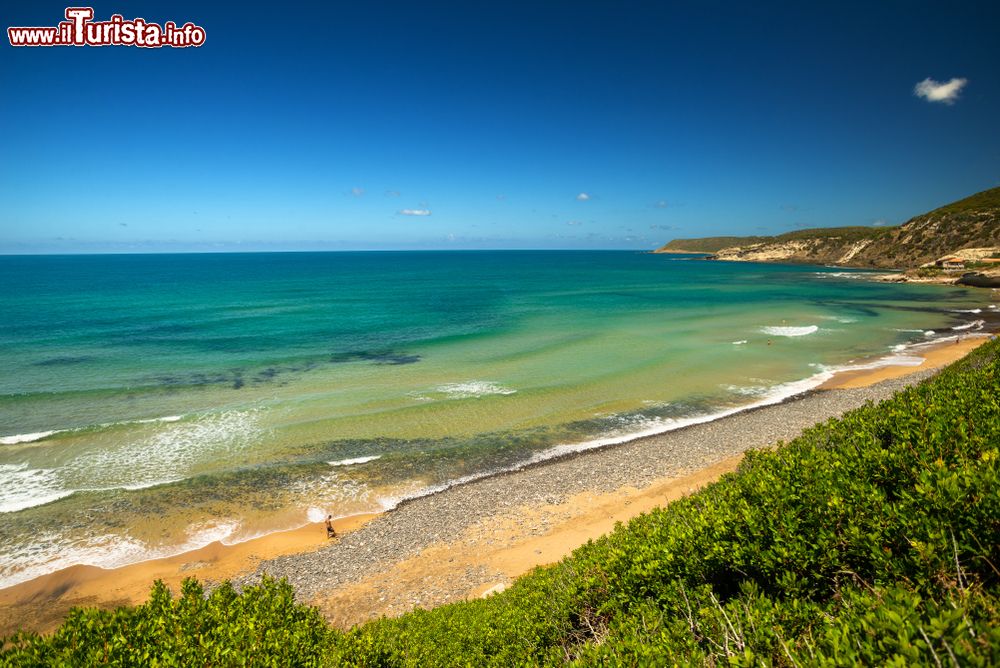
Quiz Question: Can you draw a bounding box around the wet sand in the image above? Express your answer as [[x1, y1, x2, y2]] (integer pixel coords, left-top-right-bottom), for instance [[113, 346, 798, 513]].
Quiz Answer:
[[0, 333, 989, 637]]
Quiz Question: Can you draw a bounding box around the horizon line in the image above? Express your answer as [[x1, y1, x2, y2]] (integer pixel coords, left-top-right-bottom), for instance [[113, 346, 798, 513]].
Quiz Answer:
[[0, 247, 670, 257]]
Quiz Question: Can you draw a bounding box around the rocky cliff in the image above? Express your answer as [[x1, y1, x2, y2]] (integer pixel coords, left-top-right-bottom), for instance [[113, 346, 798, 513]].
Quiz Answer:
[[655, 186, 1000, 269]]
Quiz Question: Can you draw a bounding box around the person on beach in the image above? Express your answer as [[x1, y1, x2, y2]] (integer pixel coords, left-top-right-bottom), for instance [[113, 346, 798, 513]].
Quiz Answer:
[[325, 515, 337, 539]]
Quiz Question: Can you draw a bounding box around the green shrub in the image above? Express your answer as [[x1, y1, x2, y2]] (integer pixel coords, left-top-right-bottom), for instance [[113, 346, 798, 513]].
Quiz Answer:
[[1, 577, 334, 667]]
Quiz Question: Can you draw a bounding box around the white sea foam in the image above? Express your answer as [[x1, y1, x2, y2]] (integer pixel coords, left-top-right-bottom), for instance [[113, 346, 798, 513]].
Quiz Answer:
[[950, 308, 982, 314], [0, 464, 74, 513], [952, 319, 985, 332], [120, 478, 184, 491], [732, 340, 748, 345], [0, 415, 187, 448], [0, 464, 189, 514], [186, 520, 241, 546], [0, 520, 240, 590], [435, 381, 516, 399], [0, 531, 150, 590], [814, 271, 866, 279], [641, 399, 670, 406], [861, 355, 925, 368], [722, 384, 770, 397], [135, 415, 183, 424], [0, 431, 59, 446], [73, 409, 261, 492], [328, 455, 381, 467], [760, 325, 819, 337], [0, 410, 262, 514]]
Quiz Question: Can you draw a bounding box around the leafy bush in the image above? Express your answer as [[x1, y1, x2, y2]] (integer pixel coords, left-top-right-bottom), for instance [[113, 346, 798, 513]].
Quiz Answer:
[[1, 578, 334, 667], [4, 339, 999, 666]]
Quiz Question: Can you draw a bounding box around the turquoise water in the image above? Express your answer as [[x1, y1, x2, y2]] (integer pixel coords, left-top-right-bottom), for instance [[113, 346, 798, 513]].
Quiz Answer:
[[0, 251, 991, 587]]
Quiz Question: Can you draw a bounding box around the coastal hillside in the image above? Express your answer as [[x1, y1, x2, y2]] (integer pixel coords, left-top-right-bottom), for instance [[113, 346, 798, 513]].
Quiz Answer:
[[5, 338, 999, 665], [655, 185, 1000, 269], [653, 235, 772, 254]]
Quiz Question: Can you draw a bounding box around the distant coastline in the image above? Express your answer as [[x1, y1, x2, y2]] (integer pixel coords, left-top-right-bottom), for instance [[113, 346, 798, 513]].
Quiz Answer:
[[653, 185, 1000, 282]]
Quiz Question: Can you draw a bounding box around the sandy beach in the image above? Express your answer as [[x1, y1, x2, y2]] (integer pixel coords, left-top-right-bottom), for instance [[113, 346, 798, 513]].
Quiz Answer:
[[0, 334, 990, 638], [819, 335, 989, 389]]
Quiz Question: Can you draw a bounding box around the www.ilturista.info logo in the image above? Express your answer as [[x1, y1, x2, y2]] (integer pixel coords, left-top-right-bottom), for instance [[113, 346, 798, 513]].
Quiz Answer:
[[8, 7, 206, 48]]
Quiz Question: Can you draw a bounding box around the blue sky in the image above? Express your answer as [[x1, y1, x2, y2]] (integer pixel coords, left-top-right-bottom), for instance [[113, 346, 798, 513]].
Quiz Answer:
[[2, 1, 998, 253]]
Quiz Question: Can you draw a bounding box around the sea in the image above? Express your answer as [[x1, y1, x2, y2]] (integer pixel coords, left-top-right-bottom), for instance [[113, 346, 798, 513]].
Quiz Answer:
[[0, 251, 993, 588]]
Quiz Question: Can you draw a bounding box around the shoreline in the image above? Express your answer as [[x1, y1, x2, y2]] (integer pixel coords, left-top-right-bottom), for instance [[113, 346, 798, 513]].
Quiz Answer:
[[0, 334, 989, 637], [819, 334, 989, 389], [0, 513, 377, 638]]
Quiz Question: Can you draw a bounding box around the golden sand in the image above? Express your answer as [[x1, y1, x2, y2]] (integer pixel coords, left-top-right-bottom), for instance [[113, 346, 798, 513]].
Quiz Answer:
[[0, 514, 375, 637], [819, 335, 988, 390]]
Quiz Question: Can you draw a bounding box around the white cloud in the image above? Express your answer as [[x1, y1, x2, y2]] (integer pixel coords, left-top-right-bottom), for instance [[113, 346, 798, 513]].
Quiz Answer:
[[385, 190, 400, 197], [566, 220, 582, 226], [576, 192, 591, 201], [872, 219, 889, 227], [351, 187, 365, 197], [399, 209, 432, 216], [654, 200, 668, 208], [914, 77, 967, 104]]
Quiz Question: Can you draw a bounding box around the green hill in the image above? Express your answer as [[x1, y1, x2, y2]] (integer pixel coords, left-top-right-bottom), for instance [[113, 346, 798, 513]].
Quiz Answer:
[[654, 235, 770, 253], [5, 338, 999, 665], [655, 186, 1000, 268]]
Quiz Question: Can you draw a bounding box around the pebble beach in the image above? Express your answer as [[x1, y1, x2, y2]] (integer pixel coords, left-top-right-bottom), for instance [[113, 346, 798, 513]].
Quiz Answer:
[[235, 365, 949, 624]]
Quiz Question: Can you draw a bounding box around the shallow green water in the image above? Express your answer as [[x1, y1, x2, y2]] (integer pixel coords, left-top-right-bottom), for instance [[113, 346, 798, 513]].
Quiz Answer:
[[0, 251, 991, 587]]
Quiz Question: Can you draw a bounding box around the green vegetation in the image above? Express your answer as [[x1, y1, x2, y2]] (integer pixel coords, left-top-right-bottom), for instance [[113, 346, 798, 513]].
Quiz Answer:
[[658, 226, 890, 254], [657, 236, 770, 253], [927, 185, 1000, 216], [4, 339, 1000, 666], [772, 225, 892, 242], [911, 266, 945, 278]]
